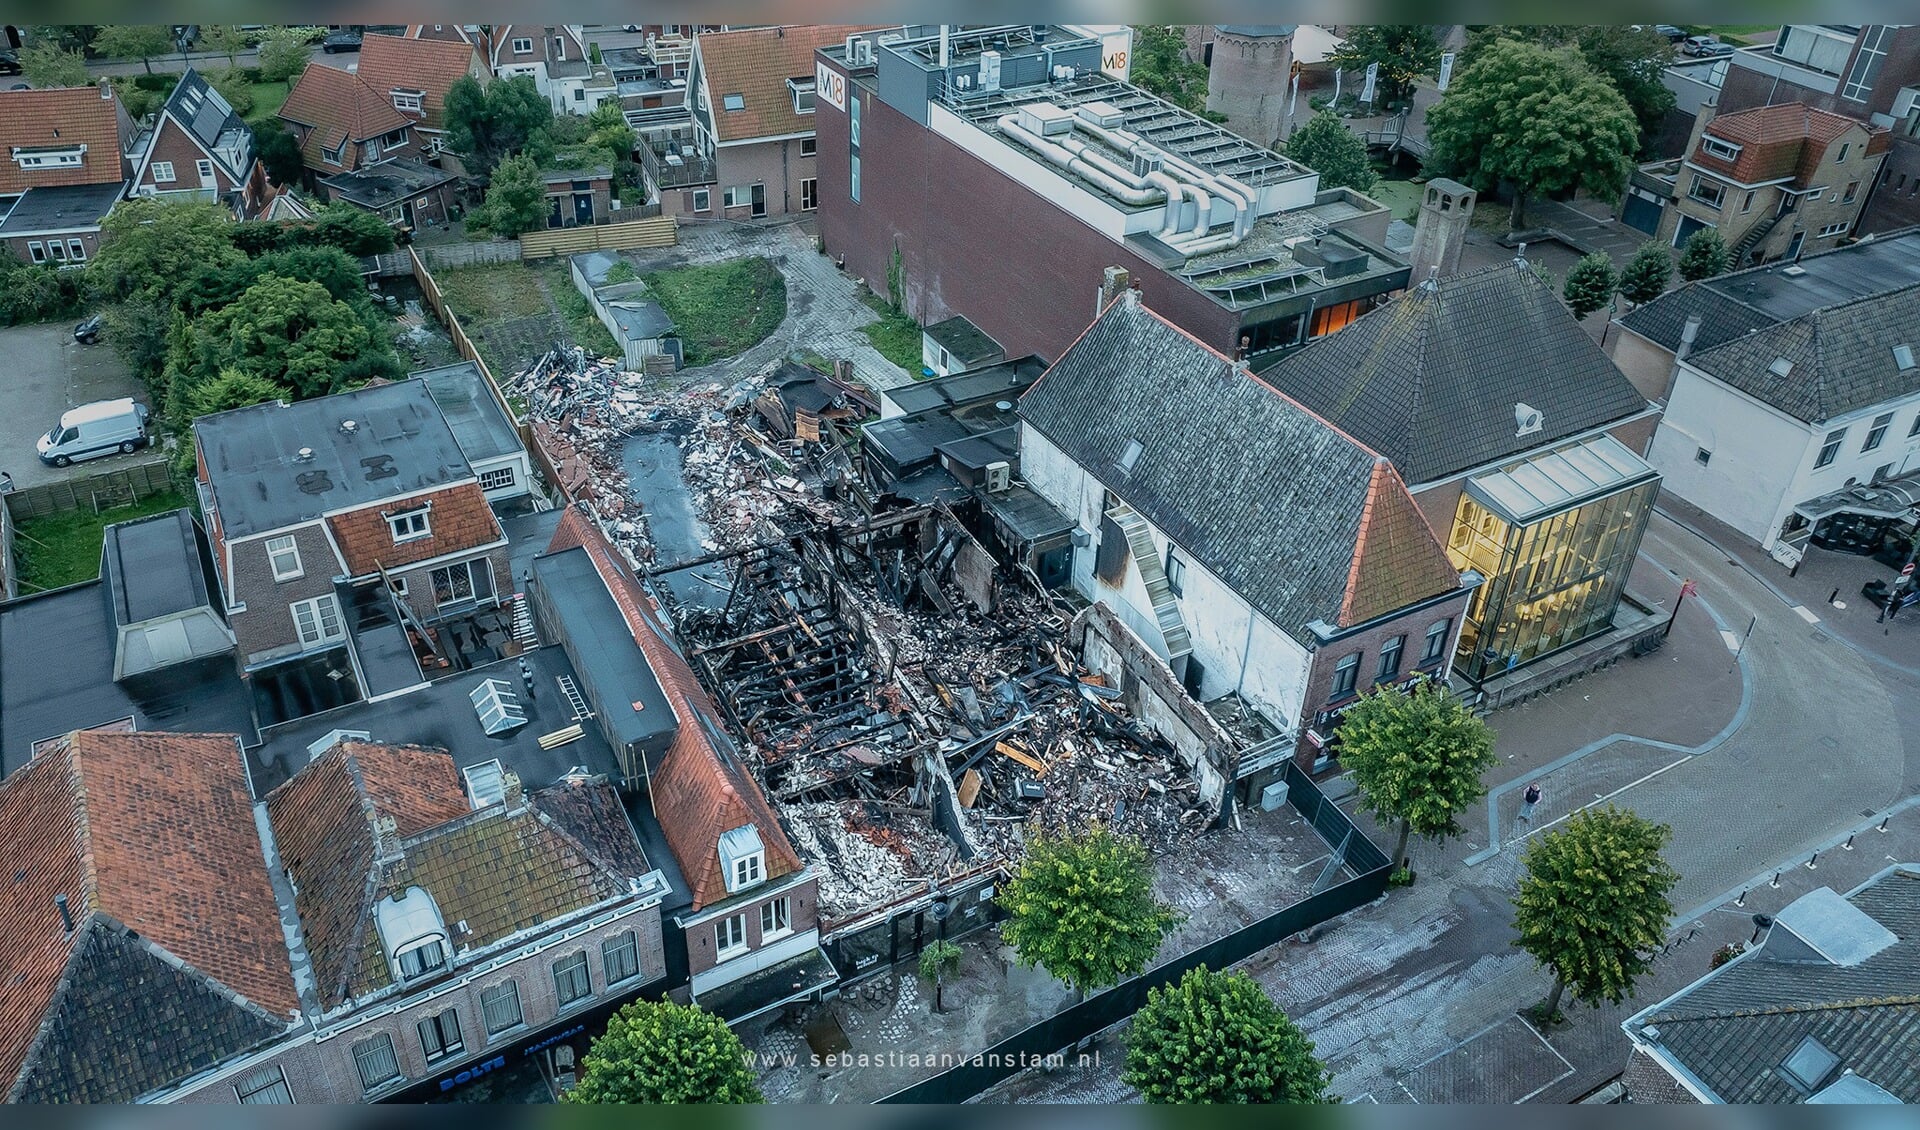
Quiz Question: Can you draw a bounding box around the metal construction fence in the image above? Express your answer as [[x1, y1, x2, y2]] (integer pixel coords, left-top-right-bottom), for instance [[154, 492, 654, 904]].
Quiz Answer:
[[879, 761, 1390, 1103]]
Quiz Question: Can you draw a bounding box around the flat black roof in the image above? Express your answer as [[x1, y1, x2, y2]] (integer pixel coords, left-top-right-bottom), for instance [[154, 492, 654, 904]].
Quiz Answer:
[[416, 365, 523, 466], [0, 584, 257, 778], [252, 642, 622, 797], [530, 547, 676, 757], [102, 509, 215, 626], [924, 316, 1002, 364], [194, 380, 473, 538], [0, 182, 123, 236], [880, 356, 1046, 417], [319, 157, 457, 209]]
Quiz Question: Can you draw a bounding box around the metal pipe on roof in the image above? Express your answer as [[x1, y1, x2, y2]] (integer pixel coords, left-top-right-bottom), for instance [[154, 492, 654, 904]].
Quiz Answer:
[[998, 115, 1161, 205]]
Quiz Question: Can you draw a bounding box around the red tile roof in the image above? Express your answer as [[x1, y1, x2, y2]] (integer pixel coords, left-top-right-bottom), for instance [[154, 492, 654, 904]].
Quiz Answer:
[[696, 25, 881, 143], [0, 732, 297, 1090], [264, 741, 470, 1008], [1694, 103, 1886, 187], [0, 84, 128, 195], [356, 33, 482, 132], [278, 62, 411, 171], [325, 481, 503, 577], [1340, 458, 1462, 627], [547, 507, 803, 910]]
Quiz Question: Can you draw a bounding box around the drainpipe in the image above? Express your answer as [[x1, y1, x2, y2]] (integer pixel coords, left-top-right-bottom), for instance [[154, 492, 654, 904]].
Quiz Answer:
[[1663, 314, 1702, 404]]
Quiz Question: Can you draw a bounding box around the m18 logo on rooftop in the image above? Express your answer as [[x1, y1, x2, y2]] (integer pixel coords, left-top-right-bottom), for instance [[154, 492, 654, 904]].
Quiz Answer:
[[816, 61, 847, 112]]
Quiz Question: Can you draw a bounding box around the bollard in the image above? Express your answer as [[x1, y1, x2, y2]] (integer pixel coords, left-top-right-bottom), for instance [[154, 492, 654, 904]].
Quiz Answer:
[[1843, 834, 1855, 851], [1735, 889, 1747, 907], [1880, 816, 1891, 833], [1770, 870, 1781, 888], [1806, 852, 1818, 870]]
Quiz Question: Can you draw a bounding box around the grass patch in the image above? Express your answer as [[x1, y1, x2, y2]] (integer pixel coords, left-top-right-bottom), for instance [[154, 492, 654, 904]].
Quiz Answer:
[[11, 491, 192, 593], [858, 292, 923, 373], [642, 257, 786, 365], [1702, 24, 1777, 37], [539, 264, 621, 360], [437, 264, 551, 324], [1363, 171, 1423, 222], [243, 80, 290, 124]]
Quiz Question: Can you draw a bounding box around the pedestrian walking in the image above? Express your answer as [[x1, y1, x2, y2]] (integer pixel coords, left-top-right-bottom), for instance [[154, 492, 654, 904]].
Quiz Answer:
[[1518, 782, 1542, 825]]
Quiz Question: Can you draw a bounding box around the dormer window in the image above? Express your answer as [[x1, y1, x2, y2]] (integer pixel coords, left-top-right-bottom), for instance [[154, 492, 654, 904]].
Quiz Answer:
[[395, 937, 446, 979], [376, 885, 449, 982], [787, 78, 816, 114], [13, 145, 87, 170], [392, 90, 423, 113], [388, 508, 431, 543], [1701, 136, 1741, 162], [718, 824, 765, 892], [512, 37, 533, 54]]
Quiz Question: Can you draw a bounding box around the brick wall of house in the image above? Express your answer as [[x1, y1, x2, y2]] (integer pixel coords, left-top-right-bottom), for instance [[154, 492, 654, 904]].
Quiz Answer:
[[1609, 327, 1681, 404], [137, 116, 241, 196], [1299, 593, 1472, 767], [171, 900, 666, 1104], [542, 177, 613, 225], [388, 543, 512, 627], [683, 875, 820, 978], [221, 522, 347, 667], [814, 68, 1241, 364], [712, 138, 818, 218], [3, 229, 104, 267]]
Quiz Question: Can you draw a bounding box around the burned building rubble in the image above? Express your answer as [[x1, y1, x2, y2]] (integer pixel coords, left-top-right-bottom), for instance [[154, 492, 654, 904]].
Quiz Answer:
[[501, 345, 1231, 937]]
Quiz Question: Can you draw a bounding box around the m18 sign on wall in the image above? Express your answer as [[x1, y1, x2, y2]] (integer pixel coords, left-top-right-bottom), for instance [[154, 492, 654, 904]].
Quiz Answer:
[[816, 60, 848, 112]]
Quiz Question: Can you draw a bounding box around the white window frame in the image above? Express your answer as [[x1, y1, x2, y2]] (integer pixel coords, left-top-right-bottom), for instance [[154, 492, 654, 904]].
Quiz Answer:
[[723, 184, 747, 208], [480, 979, 524, 1036], [26, 241, 45, 264], [152, 160, 176, 183], [801, 177, 818, 211], [266, 534, 303, 581], [553, 950, 593, 1006], [1330, 652, 1361, 700], [388, 509, 431, 543], [602, 930, 641, 986], [1818, 221, 1851, 237], [197, 158, 215, 180], [478, 466, 516, 492], [392, 91, 423, 112], [1421, 618, 1451, 664], [353, 1033, 402, 1093], [800, 136, 817, 157], [1688, 174, 1726, 210], [48, 241, 65, 262], [416, 1007, 464, 1064], [1864, 411, 1894, 451], [716, 913, 748, 961], [512, 37, 533, 54], [394, 936, 446, 980], [233, 1063, 294, 1104], [732, 850, 763, 890], [1701, 136, 1741, 161], [554, 34, 567, 57], [691, 187, 710, 212], [15, 147, 85, 169], [430, 558, 491, 609], [290, 594, 344, 647], [760, 896, 792, 941], [66, 239, 86, 262], [787, 78, 816, 115]]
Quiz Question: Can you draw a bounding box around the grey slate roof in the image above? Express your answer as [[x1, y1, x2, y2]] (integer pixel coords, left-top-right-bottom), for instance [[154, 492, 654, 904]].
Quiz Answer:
[[1682, 286, 1920, 423], [1260, 260, 1652, 485], [1631, 866, 1920, 1104], [1620, 227, 1920, 355], [194, 380, 473, 538], [1019, 291, 1459, 640]]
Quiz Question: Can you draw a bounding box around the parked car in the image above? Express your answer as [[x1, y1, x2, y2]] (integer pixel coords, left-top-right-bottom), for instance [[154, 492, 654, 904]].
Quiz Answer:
[[37, 399, 151, 468], [0, 53, 22, 77], [1683, 35, 1735, 57], [73, 314, 104, 344], [1654, 24, 1688, 42], [623, 23, 642, 32], [321, 31, 363, 53]]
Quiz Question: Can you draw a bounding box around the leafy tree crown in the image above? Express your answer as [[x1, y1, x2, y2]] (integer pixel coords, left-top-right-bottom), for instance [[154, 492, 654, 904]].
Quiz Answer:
[[999, 826, 1182, 994], [564, 1000, 763, 1104], [1285, 115, 1379, 194], [1124, 967, 1335, 1104], [1338, 683, 1498, 843]]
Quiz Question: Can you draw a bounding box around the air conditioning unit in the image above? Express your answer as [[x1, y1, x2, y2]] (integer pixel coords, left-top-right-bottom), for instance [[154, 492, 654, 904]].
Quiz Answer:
[[956, 74, 972, 90], [985, 461, 1012, 493], [1259, 780, 1290, 811], [1132, 151, 1163, 177], [979, 49, 1002, 91]]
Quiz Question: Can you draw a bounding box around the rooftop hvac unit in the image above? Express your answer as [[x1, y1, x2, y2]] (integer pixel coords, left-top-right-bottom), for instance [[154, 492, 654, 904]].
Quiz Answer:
[[985, 461, 1012, 492], [1132, 151, 1163, 177], [1018, 102, 1075, 137], [1077, 101, 1124, 128], [979, 49, 1002, 91]]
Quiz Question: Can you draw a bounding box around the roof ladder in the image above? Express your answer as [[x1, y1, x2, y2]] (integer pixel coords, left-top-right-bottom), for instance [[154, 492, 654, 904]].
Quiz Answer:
[[508, 592, 539, 648], [555, 674, 594, 723]]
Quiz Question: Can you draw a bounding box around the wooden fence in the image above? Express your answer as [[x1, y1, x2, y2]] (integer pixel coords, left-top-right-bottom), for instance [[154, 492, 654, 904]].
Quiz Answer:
[[0, 498, 15, 600], [407, 249, 569, 502], [2, 458, 174, 521], [520, 215, 677, 260], [417, 240, 524, 270]]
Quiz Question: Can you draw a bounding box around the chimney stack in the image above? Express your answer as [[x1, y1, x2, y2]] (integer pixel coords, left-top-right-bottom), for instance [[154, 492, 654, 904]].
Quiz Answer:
[[1098, 266, 1131, 314], [99, 78, 112, 100], [502, 769, 524, 809], [56, 894, 74, 934]]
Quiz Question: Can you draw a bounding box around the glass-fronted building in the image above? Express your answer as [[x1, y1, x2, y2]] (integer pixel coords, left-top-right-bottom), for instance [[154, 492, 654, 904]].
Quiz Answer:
[[1447, 434, 1660, 682]]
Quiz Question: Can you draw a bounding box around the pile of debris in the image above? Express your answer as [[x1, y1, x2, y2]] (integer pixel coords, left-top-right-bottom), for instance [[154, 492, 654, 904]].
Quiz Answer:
[[782, 799, 963, 918]]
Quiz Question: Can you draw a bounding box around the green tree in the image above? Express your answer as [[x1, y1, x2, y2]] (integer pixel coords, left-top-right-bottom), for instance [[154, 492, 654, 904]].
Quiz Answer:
[[1326, 25, 1441, 108], [446, 74, 554, 177], [1336, 682, 1497, 868], [1127, 24, 1218, 120], [206, 68, 255, 117], [563, 1000, 762, 1104], [1124, 967, 1334, 1104], [1513, 805, 1679, 1021], [474, 154, 547, 237], [917, 938, 963, 1013], [0, 264, 86, 325], [92, 24, 176, 74], [1563, 252, 1618, 320], [28, 25, 100, 54], [1678, 226, 1730, 281], [1617, 241, 1674, 306], [88, 199, 245, 303], [189, 274, 380, 398], [999, 826, 1182, 995], [307, 204, 398, 256], [21, 42, 91, 88], [1463, 26, 1676, 150], [200, 24, 254, 66], [255, 28, 312, 84], [256, 120, 306, 187], [1424, 39, 1640, 229], [177, 366, 290, 420], [1283, 114, 1378, 193]]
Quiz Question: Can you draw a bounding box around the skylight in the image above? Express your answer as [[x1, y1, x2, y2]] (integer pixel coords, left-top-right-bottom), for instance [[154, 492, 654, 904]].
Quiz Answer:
[[1118, 438, 1144, 475], [469, 677, 527, 735], [723, 92, 745, 111], [1769, 357, 1795, 378], [1895, 344, 1916, 372], [1780, 1034, 1840, 1091]]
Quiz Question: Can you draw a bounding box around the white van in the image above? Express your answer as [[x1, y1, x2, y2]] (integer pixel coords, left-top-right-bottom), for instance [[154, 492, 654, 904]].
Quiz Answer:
[[37, 398, 152, 467]]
